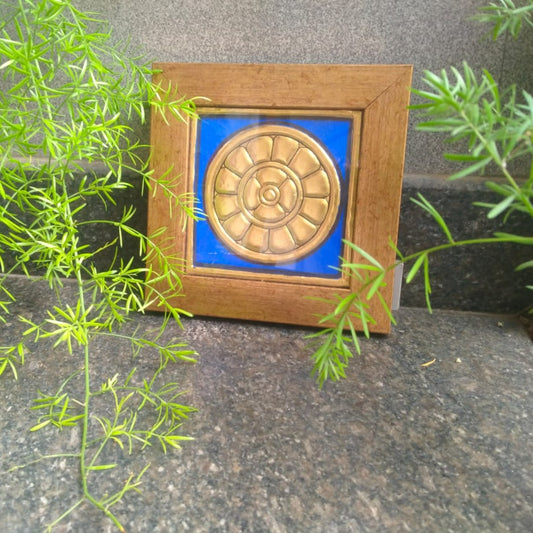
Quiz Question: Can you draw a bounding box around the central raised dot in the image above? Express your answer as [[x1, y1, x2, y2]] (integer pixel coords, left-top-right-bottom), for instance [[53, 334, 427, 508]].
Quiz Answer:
[[264, 188, 277, 201], [260, 185, 280, 205]]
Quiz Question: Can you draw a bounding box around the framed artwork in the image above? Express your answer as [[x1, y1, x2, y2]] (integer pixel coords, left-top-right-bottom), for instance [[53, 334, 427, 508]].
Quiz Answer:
[[147, 63, 412, 333]]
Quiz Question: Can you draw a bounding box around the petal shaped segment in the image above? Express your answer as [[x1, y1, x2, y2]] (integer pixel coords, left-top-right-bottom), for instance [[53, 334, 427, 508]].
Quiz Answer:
[[269, 226, 296, 253], [214, 194, 240, 220], [246, 135, 273, 163], [215, 168, 241, 194], [242, 178, 261, 210], [278, 179, 298, 212], [288, 216, 317, 245], [300, 198, 329, 225], [223, 212, 249, 240], [289, 147, 320, 177], [241, 224, 269, 252], [226, 146, 254, 175], [302, 170, 330, 197], [272, 135, 299, 164]]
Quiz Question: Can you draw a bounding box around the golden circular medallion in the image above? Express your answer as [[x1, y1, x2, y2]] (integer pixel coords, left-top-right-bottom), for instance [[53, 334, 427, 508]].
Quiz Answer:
[[203, 124, 341, 264]]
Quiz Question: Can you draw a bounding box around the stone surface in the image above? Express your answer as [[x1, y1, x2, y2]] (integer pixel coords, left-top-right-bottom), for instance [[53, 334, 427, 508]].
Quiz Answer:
[[83, 0, 533, 177], [1, 277, 531, 532], [398, 175, 532, 313]]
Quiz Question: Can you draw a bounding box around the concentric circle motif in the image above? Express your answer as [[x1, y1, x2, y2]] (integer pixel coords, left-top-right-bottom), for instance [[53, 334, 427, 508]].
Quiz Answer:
[[203, 124, 341, 264]]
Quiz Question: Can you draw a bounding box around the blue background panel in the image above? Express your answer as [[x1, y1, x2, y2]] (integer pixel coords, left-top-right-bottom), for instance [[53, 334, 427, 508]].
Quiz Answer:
[[193, 113, 353, 278]]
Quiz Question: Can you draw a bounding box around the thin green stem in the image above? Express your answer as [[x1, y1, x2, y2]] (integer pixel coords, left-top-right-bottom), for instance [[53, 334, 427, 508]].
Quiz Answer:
[[44, 497, 85, 533], [86, 395, 121, 471], [401, 235, 522, 266], [347, 235, 520, 303], [75, 270, 125, 532], [5, 453, 80, 474], [74, 269, 93, 505]]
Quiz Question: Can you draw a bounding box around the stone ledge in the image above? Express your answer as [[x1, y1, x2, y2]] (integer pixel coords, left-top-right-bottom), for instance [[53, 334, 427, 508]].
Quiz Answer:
[[1, 170, 530, 313]]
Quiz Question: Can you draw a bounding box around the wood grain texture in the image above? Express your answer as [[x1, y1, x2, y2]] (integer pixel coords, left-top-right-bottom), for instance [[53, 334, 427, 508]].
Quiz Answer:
[[153, 63, 411, 110], [147, 63, 412, 333]]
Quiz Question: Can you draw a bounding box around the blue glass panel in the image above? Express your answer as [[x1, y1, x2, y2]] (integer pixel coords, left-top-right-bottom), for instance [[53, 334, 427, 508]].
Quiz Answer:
[[193, 113, 353, 278]]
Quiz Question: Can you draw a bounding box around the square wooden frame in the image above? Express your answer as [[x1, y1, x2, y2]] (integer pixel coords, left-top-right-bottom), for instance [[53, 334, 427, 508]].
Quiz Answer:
[[147, 63, 412, 333]]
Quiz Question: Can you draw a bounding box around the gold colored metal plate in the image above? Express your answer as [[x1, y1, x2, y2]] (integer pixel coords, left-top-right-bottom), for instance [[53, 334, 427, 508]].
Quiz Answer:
[[203, 124, 341, 264]]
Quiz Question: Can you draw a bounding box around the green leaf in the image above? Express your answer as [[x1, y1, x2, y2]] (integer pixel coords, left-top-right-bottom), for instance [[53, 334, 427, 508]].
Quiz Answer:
[[388, 236, 404, 260], [341, 262, 382, 272], [87, 464, 118, 471], [516, 259, 533, 271], [406, 253, 427, 284], [487, 193, 517, 218], [366, 272, 386, 300], [411, 194, 455, 243], [484, 180, 515, 196], [343, 240, 384, 269], [448, 157, 492, 180], [423, 255, 433, 313], [377, 290, 397, 325], [30, 420, 51, 432], [444, 153, 489, 162], [494, 232, 533, 245]]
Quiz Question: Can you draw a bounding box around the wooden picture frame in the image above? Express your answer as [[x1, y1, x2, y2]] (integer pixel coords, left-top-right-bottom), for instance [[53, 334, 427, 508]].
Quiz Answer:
[[147, 63, 412, 333]]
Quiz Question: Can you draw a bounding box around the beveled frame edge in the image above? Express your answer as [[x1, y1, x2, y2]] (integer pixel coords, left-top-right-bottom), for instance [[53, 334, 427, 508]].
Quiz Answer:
[[184, 107, 362, 288], [147, 63, 413, 333]]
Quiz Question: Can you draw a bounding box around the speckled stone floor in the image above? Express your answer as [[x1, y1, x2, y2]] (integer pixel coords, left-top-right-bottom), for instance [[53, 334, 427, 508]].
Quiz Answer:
[[1, 277, 532, 532]]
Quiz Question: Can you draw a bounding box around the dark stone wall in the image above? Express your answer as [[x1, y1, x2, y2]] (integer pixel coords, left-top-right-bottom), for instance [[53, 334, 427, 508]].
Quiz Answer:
[[398, 175, 531, 313]]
